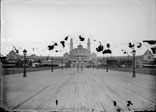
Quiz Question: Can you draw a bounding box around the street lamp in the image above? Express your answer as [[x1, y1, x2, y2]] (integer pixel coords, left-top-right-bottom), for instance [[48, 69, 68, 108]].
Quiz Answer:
[[23, 49, 27, 77], [51, 57, 53, 72], [103, 56, 104, 69], [132, 49, 136, 78], [65, 59, 68, 69], [62, 58, 64, 70], [93, 61, 94, 69], [106, 57, 108, 72], [96, 58, 98, 70], [127, 55, 129, 67]]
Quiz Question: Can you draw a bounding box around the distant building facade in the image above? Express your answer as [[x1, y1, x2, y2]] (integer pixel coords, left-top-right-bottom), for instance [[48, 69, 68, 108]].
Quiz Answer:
[[63, 38, 97, 67], [105, 50, 155, 68], [4, 41, 155, 68]]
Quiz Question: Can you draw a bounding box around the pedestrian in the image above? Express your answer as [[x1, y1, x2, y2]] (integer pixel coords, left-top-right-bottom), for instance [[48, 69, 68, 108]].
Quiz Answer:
[[81, 64, 83, 73], [80, 60, 83, 73], [77, 64, 79, 73], [55, 100, 58, 106], [76, 60, 79, 73]]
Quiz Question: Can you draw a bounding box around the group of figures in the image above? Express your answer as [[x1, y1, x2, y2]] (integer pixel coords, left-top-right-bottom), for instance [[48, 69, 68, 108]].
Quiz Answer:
[[76, 58, 84, 73]]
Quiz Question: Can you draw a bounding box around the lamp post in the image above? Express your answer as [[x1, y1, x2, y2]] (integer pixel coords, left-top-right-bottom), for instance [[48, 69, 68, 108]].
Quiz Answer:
[[106, 57, 108, 72], [132, 49, 136, 78], [127, 55, 129, 67], [103, 56, 104, 69], [66, 59, 68, 69], [62, 58, 64, 70], [51, 57, 53, 72], [96, 58, 98, 70], [23, 49, 27, 77], [93, 62, 94, 69]]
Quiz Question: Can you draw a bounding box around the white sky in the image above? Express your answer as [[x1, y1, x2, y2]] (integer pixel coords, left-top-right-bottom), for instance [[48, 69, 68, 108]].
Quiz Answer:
[[1, 0, 156, 56]]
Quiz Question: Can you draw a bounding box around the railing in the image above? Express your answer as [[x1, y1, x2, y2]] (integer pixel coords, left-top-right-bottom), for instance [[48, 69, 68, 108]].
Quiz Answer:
[[1, 66, 60, 75]]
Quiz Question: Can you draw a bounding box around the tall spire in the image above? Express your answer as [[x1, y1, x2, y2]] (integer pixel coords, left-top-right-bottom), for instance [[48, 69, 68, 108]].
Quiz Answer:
[[87, 38, 90, 51], [70, 38, 73, 51]]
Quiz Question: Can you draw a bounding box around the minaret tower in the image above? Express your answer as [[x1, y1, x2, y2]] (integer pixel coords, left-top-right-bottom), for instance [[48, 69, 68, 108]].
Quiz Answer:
[[87, 38, 91, 52], [70, 38, 73, 52]]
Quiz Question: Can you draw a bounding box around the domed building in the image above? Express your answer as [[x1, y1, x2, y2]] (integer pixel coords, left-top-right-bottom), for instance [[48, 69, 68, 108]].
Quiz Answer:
[[63, 38, 97, 67]]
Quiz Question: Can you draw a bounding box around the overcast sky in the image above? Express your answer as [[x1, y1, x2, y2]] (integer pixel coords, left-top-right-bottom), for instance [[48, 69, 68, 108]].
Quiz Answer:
[[1, 0, 156, 56]]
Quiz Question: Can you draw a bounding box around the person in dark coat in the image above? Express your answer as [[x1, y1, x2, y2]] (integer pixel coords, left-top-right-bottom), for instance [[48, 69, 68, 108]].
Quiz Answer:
[[80, 60, 84, 73], [76, 59, 79, 73]]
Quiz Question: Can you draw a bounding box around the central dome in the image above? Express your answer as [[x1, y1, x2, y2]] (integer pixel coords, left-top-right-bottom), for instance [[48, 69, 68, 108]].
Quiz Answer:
[[78, 44, 83, 48]]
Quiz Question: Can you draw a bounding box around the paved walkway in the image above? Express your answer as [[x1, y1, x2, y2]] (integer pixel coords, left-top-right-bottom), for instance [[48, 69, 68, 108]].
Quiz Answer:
[[2, 68, 156, 112]]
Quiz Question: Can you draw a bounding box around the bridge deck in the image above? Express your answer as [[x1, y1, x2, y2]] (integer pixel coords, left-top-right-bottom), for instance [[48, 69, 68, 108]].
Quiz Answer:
[[2, 68, 156, 112]]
